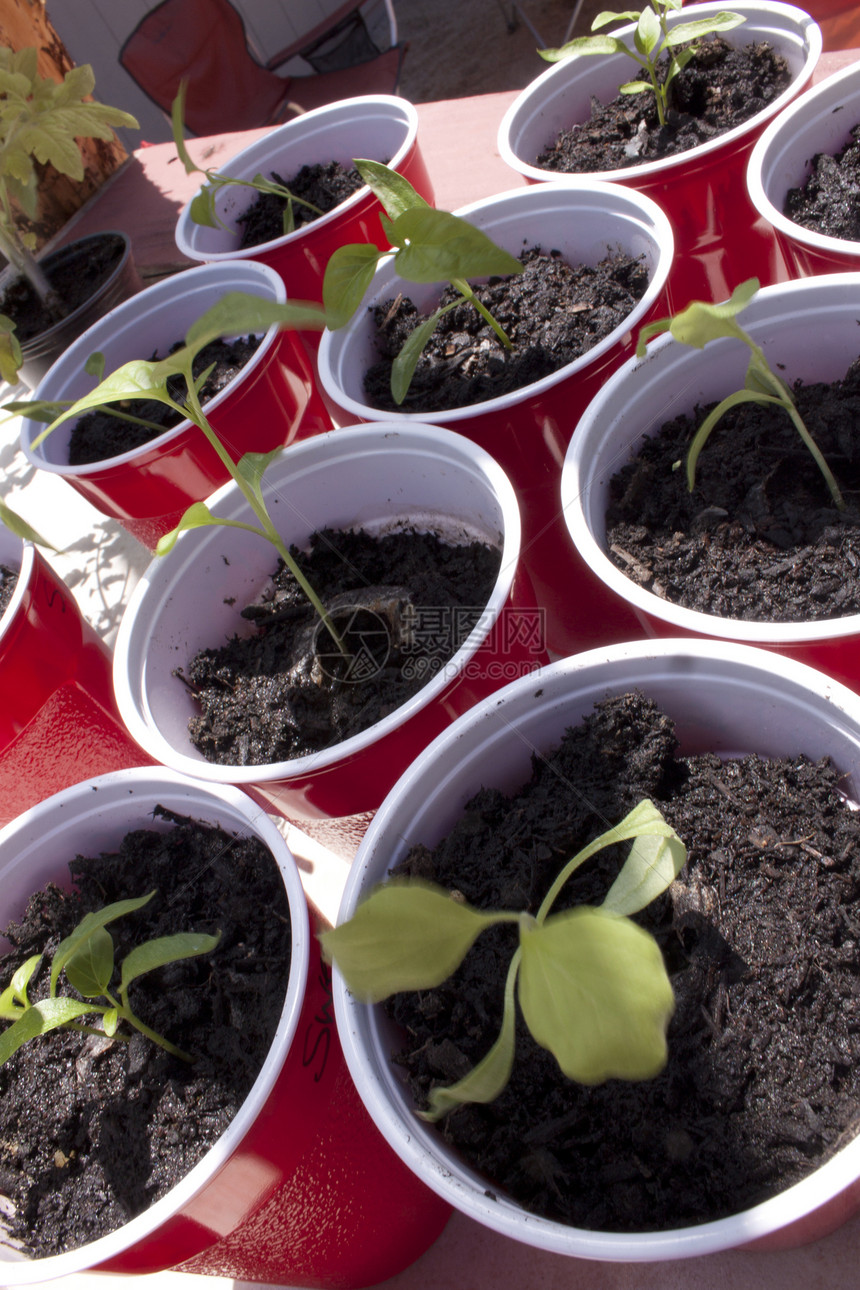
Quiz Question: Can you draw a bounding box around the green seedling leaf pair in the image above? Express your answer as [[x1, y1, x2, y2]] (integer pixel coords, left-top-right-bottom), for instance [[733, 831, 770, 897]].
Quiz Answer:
[[637, 278, 846, 510], [35, 290, 351, 656], [322, 798, 686, 1120], [172, 83, 322, 237], [540, 0, 745, 127], [0, 890, 220, 1065], [322, 161, 524, 404]]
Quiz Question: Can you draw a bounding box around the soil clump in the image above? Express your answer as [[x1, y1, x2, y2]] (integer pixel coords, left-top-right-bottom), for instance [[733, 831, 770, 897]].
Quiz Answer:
[[537, 37, 791, 173], [604, 355, 860, 621], [0, 564, 16, 619], [237, 161, 364, 248], [178, 526, 501, 766], [66, 335, 263, 465], [386, 690, 860, 1231], [0, 807, 290, 1258], [363, 246, 648, 413], [784, 123, 860, 241]]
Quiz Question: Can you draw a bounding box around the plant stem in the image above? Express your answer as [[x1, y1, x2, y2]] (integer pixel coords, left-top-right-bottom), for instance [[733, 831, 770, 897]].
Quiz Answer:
[[451, 278, 514, 349], [182, 382, 352, 659]]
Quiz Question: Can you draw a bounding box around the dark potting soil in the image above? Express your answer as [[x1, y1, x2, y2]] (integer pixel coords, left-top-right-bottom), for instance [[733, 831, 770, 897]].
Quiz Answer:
[[386, 690, 860, 1231], [604, 355, 860, 622], [363, 246, 649, 414], [0, 234, 125, 341], [177, 527, 501, 766], [537, 37, 791, 173], [784, 122, 860, 241], [236, 161, 365, 249], [0, 807, 290, 1259], [0, 563, 16, 619], [66, 334, 264, 465]]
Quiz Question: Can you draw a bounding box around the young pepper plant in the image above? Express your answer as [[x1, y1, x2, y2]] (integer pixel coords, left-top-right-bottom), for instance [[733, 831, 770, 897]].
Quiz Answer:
[[33, 291, 350, 656], [171, 82, 323, 236], [636, 277, 846, 511], [539, 0, 745, 128], [322, 160, 525, 404], [322, 798, 686, 1121], [0, 890, 220, 1065]]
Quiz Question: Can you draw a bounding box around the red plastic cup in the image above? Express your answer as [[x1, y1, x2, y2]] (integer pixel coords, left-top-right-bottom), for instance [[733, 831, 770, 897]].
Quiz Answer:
[[20, 261, 332, 552], [748, 59, 860, 277], [175, 95, 434, 342], [316, 182, 674, 658], [497, 1, 821, 309], [0, 768, 450, 1284]]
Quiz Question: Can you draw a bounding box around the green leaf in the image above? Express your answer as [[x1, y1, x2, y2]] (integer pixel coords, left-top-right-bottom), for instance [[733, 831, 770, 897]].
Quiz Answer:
[[234, 448, 283, 511], [84, 351, 105, 380], [120, 931, 221, 991], [184, 292, 325, 350], [422, 950, 521, 1122], [64, 925, 114, 998], [0, 497, 56, 549], [32, 360, 176, 448], [591, 10, 643, 29], [602, 803, 687, 915], [353, 159, 431, 219], [389, 207, 523, 284], [190, 186, 219, 228], [518, 907, 675, 1083], [635, 6, 662, 55], [321, 878, 510, 1003], [0, 312, 21, 384], [0, 997, 101, 1066], [539, 34, 626, 60], [390, 306, 447, 405], [155, 501, 218, 556], [0, 955, 42, 1018], [51, 892, 156, 997], [322, 242, 386, 329], [663, 12, 746, 45], [668, 277, 761, 349], [103, 1007, 119, 1037], [619, 79, 653, 94]]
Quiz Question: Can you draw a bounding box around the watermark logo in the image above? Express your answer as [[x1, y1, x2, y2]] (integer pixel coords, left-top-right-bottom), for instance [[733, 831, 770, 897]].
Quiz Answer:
[[314, 604, 546, 684]]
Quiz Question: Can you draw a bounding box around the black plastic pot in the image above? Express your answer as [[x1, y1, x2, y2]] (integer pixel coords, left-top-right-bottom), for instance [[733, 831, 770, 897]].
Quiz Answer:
[[1, 231, 141, 389]]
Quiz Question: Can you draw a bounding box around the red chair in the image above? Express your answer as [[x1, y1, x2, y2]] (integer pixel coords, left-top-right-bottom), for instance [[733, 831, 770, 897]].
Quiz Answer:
[[119, 0, 407, 136]]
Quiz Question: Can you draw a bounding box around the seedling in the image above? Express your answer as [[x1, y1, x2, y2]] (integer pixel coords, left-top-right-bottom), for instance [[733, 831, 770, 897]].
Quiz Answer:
[[172, 83, 323, 236], [322, 798, 686, 1121], [539, 0, 745, 128], [0, 48, 138, 322], [33, 291, 351, 655], [0, 890, 220, 1065], [322, 160, 524, 404], [636, 277, 846, 510]]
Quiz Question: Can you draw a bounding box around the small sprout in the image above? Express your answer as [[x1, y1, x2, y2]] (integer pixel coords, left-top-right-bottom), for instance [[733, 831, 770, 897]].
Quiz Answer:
[[322, 161, 524, 404], [540, 0, 745, 128], [172, 83, 323, 237], [0, 891, 220, 1065], [637, 278, 846, 510], [322, 798, 686, 1120]]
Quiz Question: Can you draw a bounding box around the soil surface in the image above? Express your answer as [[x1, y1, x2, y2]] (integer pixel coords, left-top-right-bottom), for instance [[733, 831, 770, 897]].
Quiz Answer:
[[536, 37, 791, 173], [605, 356, 860, 622], [237, 161, 364, 249], [0, 808, 290, 1259], [0, 564, 16, 619], [67, 335, 263, 465], [363, 246, 649, 413], [0, 234, 125, 341], [177, 527, 501, 766], [386, 691, 860, 1231], [784, 122, 860, 240]]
